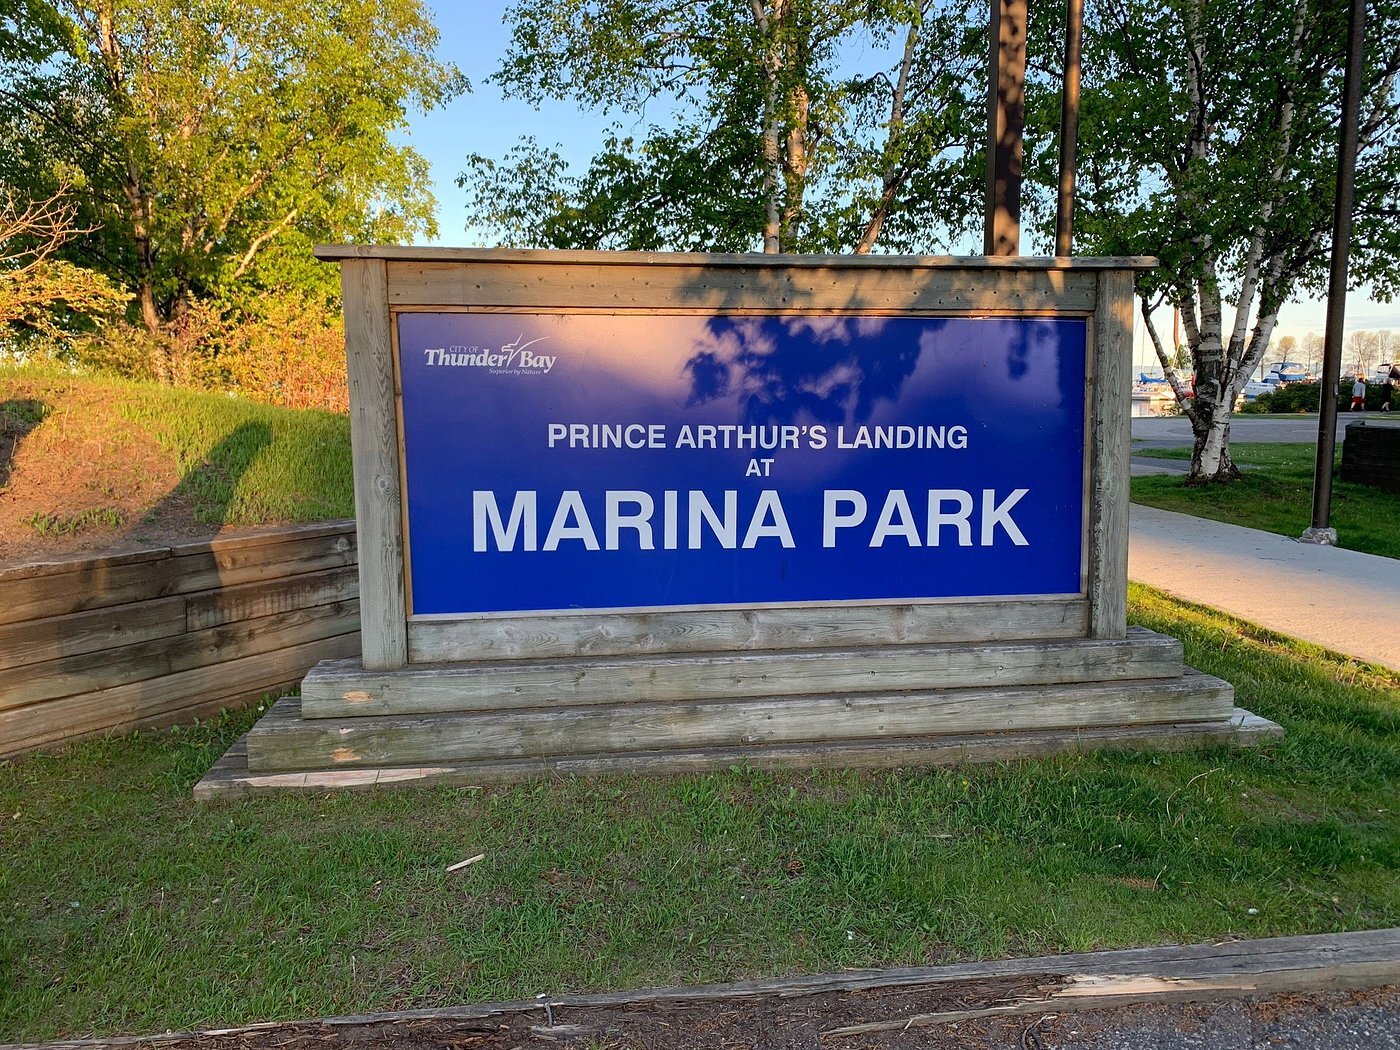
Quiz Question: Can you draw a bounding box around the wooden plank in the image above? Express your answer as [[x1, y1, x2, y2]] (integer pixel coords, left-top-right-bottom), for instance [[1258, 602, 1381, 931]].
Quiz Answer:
[[0, 544, 170, 583], [304, 628, 1182, 718], [220, 700, 1273, 792], [0, 594, 186, 672], [165, 520, 354, 557], [0, 530, 356, 625], [0, 633, 360, 760], [341, 257, 407, 669], [825, 966, 1400, 1037], [2, 683, 302, 763], [1088, 268, 1134, 638], [316, 245, 1161, 270], [383, 261, 1098, 313], [0, 600, 360, 711], [246, 671, 1234, 771], [185, 565, 358, 631], [406, 598, 1090, 663]]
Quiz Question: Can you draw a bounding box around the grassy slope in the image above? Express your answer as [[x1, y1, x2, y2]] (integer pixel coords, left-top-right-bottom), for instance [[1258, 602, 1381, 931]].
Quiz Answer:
[[1131, 443, 1400, 559], [117, 385, 353, 525], [1, 366, 352, 545], [1, 585, 1396, 1040]]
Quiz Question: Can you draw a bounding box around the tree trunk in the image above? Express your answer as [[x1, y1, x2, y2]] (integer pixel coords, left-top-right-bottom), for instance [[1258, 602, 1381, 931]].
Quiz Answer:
[[1187, 406, 1241, 483], [137, 282, 161, 331]]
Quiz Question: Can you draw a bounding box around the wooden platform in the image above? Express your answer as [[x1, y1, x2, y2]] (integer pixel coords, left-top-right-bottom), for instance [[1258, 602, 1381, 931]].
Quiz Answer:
[[195, 623, 1281, 796], [197, 707, 1280, 798]]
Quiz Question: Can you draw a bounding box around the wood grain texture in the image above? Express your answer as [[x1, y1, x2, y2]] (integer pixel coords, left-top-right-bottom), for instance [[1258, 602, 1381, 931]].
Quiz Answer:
[[316, 245, 1160, 270], [185, 565, 358, 631], [1, 600, 359, 711], [0, 521, 353, 582], [383, 261, 1098, 313], [0, 530, 355, 625], [0, 594, 185, 671], [341, 257, 407, 668], [247, 670, 1234, 771], [1088, 269, 1135, 639], [406, 598, 1090, 663], [303, 628, 1182, 718], [0, 633, 360, 759]]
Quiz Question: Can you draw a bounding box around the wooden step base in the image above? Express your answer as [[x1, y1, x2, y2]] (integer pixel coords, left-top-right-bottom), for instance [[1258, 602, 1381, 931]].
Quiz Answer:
[[247, 669, 1234, 772], [196, 707, 1282, 799], [300, 627, 1184, 718]]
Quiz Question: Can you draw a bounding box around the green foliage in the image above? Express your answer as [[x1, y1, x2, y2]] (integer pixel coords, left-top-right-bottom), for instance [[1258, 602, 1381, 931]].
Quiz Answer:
[[0, 0, 465, 326], [464, 0, 985, 253], [2, 588, 1398, 1039], [1054, 0, 1400, 481]]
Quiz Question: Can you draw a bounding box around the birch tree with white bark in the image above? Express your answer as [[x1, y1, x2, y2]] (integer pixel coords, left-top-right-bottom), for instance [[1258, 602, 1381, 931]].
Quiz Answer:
[[1071, 0, 1400, 482]]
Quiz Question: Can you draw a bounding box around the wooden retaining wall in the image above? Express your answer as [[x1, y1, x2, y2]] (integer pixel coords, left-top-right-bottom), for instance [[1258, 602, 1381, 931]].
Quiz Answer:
[[0, 521, 360, 758]]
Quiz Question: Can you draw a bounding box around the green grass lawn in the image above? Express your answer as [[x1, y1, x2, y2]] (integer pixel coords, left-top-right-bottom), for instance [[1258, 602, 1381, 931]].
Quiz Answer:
[[1, 585, 1396, 1041], [1131, 443, 1400, 559]]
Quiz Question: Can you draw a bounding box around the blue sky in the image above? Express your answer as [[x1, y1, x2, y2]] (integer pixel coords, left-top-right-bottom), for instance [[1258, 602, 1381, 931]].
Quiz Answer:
[[407, 2, 1399, 362]]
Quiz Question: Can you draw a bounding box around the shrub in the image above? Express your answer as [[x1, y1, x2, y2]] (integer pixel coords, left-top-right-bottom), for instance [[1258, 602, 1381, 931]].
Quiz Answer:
[[218, 294, 347, 412], [67, 292, 347, 413]]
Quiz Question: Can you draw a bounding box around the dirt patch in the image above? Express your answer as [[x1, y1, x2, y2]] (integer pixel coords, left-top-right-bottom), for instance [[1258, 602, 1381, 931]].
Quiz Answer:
[[0, 376, 218, 564], [56, 985, 1399, 1049]]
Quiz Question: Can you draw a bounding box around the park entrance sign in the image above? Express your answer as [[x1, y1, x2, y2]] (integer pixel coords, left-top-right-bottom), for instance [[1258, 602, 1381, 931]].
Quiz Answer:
[[202, 249, 1279, 794], [396, 311, 1088, 614]]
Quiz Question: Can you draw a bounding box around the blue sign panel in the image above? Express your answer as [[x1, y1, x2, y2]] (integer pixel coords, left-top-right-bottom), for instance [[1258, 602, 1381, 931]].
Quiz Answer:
[[396, 313, 1087, 616]]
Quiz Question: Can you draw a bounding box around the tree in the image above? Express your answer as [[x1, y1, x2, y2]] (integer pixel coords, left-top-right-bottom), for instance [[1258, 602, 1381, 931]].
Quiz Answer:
[[1347, 327, 1393, 374], [461, 0, 985, 254], [0, 186, 128, 338], [0, 0, 464, 332], [1302, 331, 1326, 374], [1069, 0, 1400, 482]]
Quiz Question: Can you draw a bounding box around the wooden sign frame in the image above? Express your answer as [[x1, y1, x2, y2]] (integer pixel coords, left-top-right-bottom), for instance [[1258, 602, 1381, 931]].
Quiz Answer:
[[324, 247, 1140, 671]]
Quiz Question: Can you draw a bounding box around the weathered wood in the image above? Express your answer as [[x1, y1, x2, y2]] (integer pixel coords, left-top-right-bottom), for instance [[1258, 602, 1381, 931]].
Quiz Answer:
[[185, 565, 358, 631], [1088, 268, 1134, 638], [0, 544, 169, 583], [0, 594, 185, 672], [406, 598, 1090, 663], [247, 671, 1234, 771], [1, 600, 360, 711], [304, 628, 1182, 718], [315, 245, 1161, 269], [825, 966, 1400, 1037], [163, 520, 356, 557], [383, 261, 1099, 313], [0, 530, 356, 625], [0, 521, 354, 583], [205, 705, 1277, 796], [341, 257, 407, 669], [0, 633, 360, 759]]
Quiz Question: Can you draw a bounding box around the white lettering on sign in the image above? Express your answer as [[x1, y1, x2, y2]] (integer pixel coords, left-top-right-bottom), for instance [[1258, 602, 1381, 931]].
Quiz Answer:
[[423, 335, 556, 373], [471, 489, 1030, 552]]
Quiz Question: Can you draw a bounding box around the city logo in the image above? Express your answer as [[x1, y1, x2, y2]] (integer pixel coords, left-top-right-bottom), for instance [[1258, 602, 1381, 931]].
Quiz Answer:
[[422, 335, 556, 374]]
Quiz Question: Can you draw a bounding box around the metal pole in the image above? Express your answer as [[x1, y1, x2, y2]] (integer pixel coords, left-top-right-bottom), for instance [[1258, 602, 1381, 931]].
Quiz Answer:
[[1302, 0, 1365, 545], [1054, 0, 1083, 257], [985, 0, 1027, 256]]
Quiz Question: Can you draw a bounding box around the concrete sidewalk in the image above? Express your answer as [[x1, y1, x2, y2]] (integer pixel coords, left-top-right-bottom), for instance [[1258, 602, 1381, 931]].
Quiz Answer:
[[1129, 504, 1400, 672]]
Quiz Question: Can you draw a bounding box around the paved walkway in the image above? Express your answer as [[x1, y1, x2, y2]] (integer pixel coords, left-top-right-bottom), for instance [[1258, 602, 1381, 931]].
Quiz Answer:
[[1128, 504, 1400, 672]]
